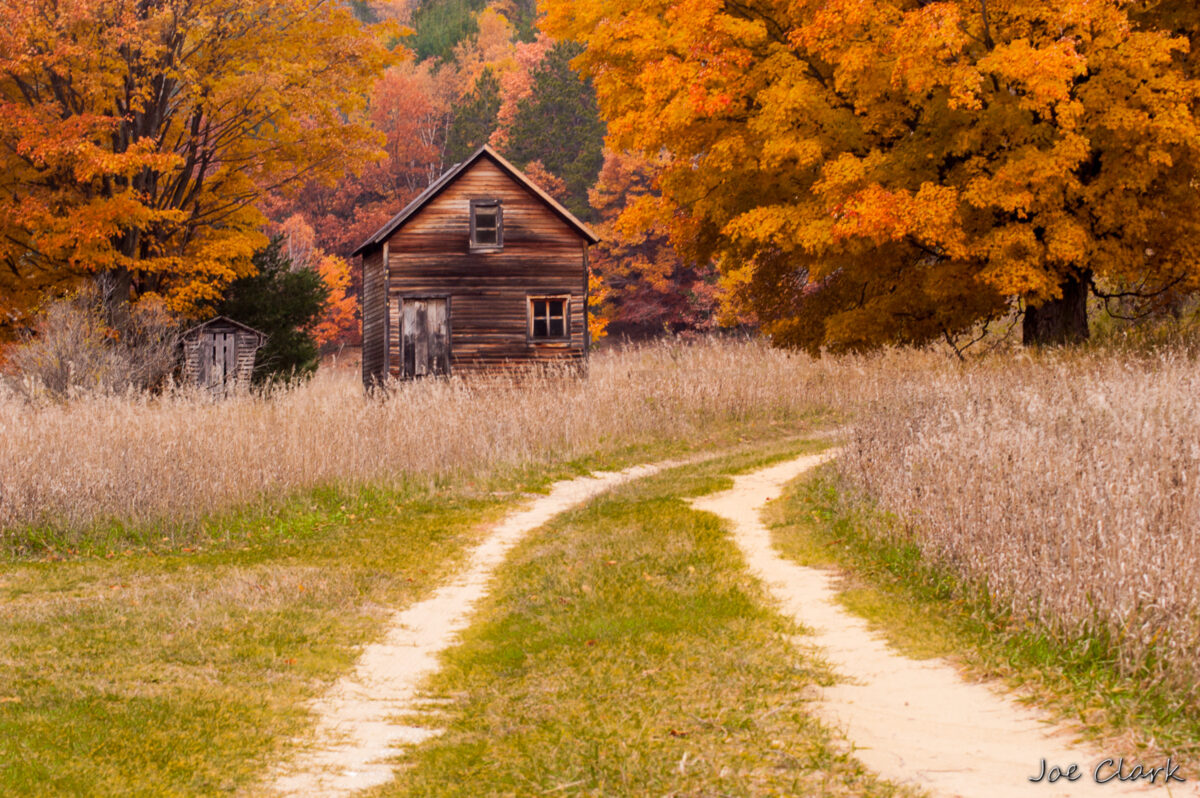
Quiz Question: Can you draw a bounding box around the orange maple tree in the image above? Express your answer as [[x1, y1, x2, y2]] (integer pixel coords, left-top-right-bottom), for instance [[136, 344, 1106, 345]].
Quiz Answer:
[[0, 0, 396, 327], [545, 0, 1200, 348], [313, 254, 358, 348]]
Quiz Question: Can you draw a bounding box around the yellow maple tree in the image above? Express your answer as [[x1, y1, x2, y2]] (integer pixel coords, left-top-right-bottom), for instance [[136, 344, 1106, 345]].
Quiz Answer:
[[545, 0, 1200, 349]]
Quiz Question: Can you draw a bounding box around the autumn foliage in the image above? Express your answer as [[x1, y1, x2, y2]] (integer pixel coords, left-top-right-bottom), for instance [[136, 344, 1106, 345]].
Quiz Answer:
[[12, 0, 1192, 355], [0, 0, 396, 327], [545, 0, 1200, 349], [265, 60, 458, 265], [588, 150, 721, 338], [276, 215, 358, 347]]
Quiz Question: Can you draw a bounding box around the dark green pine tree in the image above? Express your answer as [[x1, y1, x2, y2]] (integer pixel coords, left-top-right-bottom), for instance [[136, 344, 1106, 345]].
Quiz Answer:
[[218, 238, 330, 385], [445, 68, 502, 164], [409, 0, 488, 62], [507, 0, 540, 42], [503, 41, 605, 221]]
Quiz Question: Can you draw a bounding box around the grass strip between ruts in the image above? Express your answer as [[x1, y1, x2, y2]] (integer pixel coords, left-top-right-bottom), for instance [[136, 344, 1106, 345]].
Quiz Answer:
[[373, 439, 918, 797]]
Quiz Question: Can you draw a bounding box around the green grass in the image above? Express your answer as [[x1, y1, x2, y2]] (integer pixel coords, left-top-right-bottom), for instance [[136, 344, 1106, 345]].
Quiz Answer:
[[0, 481, 514, 796], [0, 418, 830, 796], [766, 466, 1200, 772], [371, 440, 916, 797]]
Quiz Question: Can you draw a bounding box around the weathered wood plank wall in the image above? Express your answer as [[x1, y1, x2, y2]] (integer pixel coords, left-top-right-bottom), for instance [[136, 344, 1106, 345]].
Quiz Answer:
[[383, 158, 587, 376], [181, 323, 262, 391], [361, 247, 387, 385]]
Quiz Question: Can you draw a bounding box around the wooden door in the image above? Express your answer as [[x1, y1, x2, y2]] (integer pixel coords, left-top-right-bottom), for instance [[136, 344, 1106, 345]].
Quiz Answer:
[[400, 298, 450, 378], [198, 331, 237, 391]]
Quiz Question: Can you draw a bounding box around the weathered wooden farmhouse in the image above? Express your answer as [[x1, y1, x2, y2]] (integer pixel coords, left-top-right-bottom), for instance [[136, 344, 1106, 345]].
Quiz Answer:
[[353, 144, 599, 384], [181, 316, 265, 393]]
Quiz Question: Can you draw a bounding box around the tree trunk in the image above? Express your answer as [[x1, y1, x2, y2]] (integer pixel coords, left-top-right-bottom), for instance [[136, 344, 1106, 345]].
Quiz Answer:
[[1022, 271, 1090, 346], [99, 228, 141, 331], [96, 268, 134, 332]]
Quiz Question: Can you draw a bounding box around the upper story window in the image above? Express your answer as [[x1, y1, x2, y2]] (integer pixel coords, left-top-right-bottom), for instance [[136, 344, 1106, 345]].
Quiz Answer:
[[470, 199, 502, 250]]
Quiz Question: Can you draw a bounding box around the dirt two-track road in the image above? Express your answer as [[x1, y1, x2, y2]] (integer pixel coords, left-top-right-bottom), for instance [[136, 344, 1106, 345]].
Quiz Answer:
[[263, 452, 1196, 798]]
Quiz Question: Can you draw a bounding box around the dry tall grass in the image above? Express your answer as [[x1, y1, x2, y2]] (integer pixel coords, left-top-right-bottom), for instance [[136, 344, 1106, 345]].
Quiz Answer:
[[0, 339, 829, 538], [838, 350, 1200, 693], [6, 336, 1198, 692]]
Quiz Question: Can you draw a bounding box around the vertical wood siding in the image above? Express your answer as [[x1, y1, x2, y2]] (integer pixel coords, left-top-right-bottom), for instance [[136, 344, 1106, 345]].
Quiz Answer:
[[182, 323, 262, 393], [397, 297, 451, 377]]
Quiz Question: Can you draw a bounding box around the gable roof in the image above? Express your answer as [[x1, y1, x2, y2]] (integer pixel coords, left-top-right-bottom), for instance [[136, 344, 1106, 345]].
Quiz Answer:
[[182, 315, 266, 340], [352, 144, 599, 256]]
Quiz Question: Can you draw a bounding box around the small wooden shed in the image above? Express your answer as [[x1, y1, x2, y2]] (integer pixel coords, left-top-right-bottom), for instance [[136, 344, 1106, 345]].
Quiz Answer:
[[353, 144, 599, 385], [181, 316, 265, 392]]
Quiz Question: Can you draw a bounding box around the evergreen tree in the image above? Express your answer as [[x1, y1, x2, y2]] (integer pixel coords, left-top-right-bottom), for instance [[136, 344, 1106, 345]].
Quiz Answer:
[[446, 68, 502, 163], [409, 0, 487, 61], [218, 238, 329, 385], [507, 0, 540, 42], [504, 42, 605, 221]]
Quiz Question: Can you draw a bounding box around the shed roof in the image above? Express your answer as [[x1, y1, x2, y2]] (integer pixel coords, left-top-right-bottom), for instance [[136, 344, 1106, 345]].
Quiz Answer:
[[352, 144, 600, 256], [182, 315, 266, 340]]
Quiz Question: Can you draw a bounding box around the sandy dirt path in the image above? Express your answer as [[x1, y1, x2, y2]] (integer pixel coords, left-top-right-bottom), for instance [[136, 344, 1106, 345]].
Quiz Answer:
[[690, 452, 1196, 798], [263, 462, 666, 797]]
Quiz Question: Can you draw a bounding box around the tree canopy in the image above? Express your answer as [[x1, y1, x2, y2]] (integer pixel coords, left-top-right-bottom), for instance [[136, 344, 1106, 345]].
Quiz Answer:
[[409, 0, 488, 61], [504, 41, 605, 221], [544, 0, 1200, 348], [446, 67, 502, 163], [0, 0, 396, 328], [589, 149, 721, 337]]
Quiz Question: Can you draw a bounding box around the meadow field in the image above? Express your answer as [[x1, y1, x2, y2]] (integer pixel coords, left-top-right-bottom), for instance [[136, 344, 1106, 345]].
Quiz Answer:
[[7, 0, 1200, 790], [2, 337, 1198, 793], [0, 339, 834, 543], [840, 349, 1200, 695], [5, 337, 1199, 680]]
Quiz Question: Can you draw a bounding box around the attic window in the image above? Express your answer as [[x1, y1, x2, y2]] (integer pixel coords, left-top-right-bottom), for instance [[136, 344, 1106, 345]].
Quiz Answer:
[[529, 296, 569, 339], [470, 199, 502, 249]]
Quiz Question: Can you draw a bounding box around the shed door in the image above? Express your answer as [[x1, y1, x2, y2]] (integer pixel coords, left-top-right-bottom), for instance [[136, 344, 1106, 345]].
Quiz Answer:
[[199, 331, 237, 390], [400, 298, 450, 378]]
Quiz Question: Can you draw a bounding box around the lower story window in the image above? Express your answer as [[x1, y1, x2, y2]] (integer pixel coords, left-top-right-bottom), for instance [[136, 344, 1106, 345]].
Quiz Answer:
[[529, 296, 568, 339]]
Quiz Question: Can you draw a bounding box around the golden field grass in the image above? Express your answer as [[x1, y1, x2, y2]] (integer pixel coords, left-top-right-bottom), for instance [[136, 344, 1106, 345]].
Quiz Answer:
[[836, 349, 1200, 695], [0, 338, 833, 545], [5, 339, 1199, 691], [3, 337, 1200, 791]]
